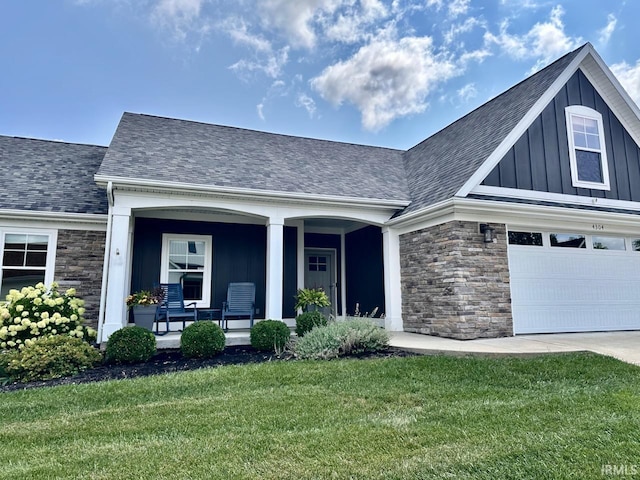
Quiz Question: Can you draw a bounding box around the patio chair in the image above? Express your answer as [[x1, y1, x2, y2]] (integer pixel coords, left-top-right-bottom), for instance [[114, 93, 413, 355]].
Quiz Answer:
[[155, 283, 198, 335], [221, 282, 256, 330]]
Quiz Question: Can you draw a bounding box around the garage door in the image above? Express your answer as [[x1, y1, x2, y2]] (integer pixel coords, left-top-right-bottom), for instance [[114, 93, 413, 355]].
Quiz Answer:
[[508, 230, 640, 334]]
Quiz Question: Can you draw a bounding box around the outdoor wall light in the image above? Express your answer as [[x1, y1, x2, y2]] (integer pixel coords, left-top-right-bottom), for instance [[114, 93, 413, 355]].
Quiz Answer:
[[479, 223, 495, 243]]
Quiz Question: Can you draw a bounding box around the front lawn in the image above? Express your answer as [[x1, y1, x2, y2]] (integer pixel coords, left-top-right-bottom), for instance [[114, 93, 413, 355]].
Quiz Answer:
[[1, 353, 638, 479]]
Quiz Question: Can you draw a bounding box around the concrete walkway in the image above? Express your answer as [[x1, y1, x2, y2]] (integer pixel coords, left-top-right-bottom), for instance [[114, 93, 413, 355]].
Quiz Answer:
[[389, 331, 640, 366]]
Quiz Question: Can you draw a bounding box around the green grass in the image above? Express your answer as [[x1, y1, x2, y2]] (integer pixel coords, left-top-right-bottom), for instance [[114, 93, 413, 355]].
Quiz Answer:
[[1, 353, 638, 479]]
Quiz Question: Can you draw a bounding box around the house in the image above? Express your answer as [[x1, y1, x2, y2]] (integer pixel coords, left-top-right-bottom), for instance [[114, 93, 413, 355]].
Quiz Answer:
[[2, 42, 640, 343]]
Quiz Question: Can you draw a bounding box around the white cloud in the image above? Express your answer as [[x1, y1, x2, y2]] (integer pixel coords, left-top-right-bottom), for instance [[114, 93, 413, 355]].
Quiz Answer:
[[258, 0, 344, 49], [443, 16, 484, 44], [311, 33, 458, 130], [611, 61, 640, 107], [324, 0, 389, 44], [257, 102, 266, 121], [222, 17, 272, 52], [598, 14, 617, 46], [447, 0, 470, 18], [485, 5, 581, 71], [296, 93, 317, 117], [151, 0, 209, 41], [457, 83, 477, 103], [229, 46, 290, 79]]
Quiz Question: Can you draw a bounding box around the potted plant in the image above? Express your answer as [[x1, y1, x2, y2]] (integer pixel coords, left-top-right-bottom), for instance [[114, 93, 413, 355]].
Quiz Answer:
[[294, 287, 330, 313], [126, 287, 164, 331]]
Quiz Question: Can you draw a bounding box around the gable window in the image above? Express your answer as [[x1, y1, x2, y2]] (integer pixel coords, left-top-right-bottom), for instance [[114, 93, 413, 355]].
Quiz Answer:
[[160, 234, 212, 308], [0, 230, 57, 298], [565, 105, 610, 190]]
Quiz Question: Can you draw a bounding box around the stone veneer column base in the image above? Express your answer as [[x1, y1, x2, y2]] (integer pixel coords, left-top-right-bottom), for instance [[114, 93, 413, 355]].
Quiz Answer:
[[54, 229, 106, 329], [400, 220, 512, 340]]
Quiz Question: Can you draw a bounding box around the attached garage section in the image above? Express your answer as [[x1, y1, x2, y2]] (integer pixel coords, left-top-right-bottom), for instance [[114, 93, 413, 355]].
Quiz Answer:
[[508, 229, 640, 334]]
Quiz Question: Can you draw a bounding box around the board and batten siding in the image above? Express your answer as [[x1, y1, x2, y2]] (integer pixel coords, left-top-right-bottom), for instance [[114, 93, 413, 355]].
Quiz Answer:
[[130, 217, 299, 319], [483, 69, 640, 201]]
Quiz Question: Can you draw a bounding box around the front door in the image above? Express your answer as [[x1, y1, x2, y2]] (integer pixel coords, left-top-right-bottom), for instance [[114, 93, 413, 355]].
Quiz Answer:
[[304, 249, 336, 317]]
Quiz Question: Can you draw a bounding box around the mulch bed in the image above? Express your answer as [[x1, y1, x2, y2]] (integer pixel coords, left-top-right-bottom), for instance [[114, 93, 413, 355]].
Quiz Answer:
[[1, 346, 418, 393]]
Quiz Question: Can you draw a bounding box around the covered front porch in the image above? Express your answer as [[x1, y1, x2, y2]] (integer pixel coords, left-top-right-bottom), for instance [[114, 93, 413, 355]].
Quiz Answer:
[[97, 186, 406, 343]]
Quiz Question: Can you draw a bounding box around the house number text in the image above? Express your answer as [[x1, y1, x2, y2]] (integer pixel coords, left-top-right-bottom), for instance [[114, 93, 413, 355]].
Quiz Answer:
[[592, 224, 605, 230]]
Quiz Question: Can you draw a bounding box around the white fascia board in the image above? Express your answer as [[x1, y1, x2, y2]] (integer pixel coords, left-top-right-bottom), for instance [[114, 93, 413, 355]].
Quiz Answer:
[[94, 175, 410, 210], [110, 184, 400, 227], [455, 46, 591, 199], [0, 209, 107, 231], [388, 196, 640, 237], [472, 184, 640, 212], [384, 198, 457, 235], [579, 52, 640, 147]]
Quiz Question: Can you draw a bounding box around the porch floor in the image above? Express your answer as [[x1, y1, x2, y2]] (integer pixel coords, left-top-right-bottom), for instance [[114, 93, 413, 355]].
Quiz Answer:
[[155, 329, 253, 349]]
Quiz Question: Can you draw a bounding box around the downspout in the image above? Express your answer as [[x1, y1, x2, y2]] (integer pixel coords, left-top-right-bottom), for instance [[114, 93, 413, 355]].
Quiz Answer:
[[96, 181, 114, 344]]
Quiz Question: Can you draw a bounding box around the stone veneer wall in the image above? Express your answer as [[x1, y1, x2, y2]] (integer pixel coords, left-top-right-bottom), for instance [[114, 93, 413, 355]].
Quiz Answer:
[[54, 229, 106, 329], [400, 221, 512, 339]]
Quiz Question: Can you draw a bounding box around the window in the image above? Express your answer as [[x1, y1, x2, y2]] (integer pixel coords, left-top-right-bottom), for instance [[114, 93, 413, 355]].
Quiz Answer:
[[0, 231, 56, 297], [160, 234, 212, 308], [508, 231, 543, 246], [308, 256, 328, 272], [565, 106, 610, 190], [550, 233, 586, 248], [592, 236, 625, 251]]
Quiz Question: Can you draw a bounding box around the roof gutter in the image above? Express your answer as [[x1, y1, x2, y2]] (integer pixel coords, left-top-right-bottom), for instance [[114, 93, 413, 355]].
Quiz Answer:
[[0, 209, 107, 225], [94, 175, 411, 210]]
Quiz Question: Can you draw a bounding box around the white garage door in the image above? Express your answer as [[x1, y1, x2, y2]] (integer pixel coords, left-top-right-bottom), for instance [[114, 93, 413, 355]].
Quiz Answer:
[[508, 230, 640, 334]]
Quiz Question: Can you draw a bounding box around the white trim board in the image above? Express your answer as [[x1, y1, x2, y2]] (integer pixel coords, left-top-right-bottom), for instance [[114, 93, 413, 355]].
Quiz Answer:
[[387, 197, 640, 237], [472, 185, 640, 212]]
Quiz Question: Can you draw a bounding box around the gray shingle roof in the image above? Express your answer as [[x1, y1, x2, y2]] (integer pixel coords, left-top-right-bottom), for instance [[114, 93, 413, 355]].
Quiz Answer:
[[0, 136, 107, 214], [97, 113, 410, 204], [399, 44, 586, 216]]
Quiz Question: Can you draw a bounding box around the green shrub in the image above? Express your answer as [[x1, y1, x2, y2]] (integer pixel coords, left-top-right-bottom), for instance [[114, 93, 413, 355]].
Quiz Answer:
[[250, 320, 291, 352], [0, 282, 95, 351], [105, 326, 156, 364], [180, 321, 226, 358], [295, 311, 328, 337], [294, 319, 390, 360], [2, 335, 102, 382]]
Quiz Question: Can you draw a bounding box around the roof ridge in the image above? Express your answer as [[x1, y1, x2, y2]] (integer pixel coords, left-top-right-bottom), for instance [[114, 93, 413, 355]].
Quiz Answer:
[[0, 134, 107, 149], [122, 112, 405, 153]]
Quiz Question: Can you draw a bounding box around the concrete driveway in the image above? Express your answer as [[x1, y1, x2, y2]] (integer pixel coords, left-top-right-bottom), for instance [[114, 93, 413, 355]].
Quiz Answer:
[[389, 331, 640, 366]]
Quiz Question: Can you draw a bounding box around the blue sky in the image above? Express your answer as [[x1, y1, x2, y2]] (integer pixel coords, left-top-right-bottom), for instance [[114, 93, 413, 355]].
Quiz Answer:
[[2, 1, 640, 150]]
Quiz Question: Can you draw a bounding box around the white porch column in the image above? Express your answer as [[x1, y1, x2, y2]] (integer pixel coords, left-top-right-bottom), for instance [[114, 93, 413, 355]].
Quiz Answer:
[[340, 232, 346, 317], [291, 220, 305, 292], [382, 226, 403, 331], [265, 218, 284, 320], [102, 208, 133, 341]]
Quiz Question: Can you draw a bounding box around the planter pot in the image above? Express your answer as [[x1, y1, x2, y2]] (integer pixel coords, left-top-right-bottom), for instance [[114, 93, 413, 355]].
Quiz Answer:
[[133, 305, 157, 331]]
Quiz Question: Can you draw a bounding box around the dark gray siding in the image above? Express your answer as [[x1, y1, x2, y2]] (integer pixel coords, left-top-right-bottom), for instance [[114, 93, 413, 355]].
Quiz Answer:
[[131, 218, 298, 319], [483, 70, 640, 201], [345, 226, 385, 317]]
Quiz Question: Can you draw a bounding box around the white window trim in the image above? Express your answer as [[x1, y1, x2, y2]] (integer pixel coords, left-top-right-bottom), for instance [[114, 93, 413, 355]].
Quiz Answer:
[[0, 228, 58, 293], [160, 234, 212, 308], [565, 105, 610, 190]]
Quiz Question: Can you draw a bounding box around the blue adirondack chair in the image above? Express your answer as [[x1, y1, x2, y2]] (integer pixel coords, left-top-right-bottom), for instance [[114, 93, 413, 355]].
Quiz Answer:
[[155, 283, 198, 335], [221, 282, 256, 330]]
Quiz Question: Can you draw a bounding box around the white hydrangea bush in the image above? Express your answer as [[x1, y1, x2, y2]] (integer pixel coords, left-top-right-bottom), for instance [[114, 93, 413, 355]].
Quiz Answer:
[[0, 282, 96, 351]]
